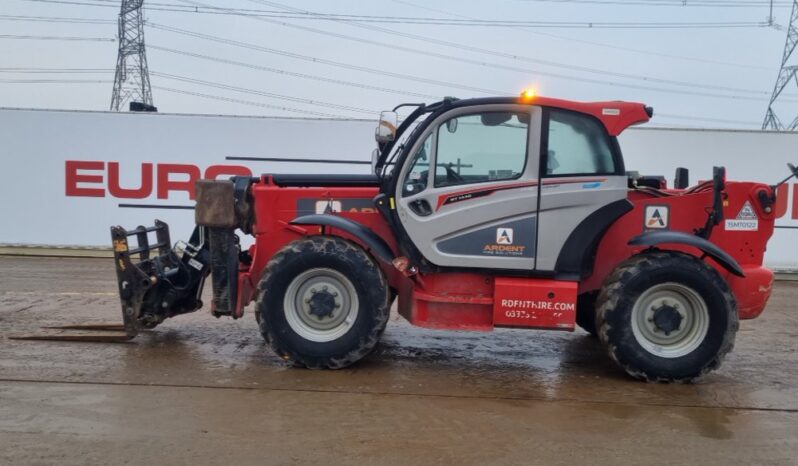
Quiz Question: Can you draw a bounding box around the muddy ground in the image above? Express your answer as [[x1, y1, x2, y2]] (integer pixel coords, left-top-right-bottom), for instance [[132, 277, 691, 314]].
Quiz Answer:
[[0, 256, 796, 465]]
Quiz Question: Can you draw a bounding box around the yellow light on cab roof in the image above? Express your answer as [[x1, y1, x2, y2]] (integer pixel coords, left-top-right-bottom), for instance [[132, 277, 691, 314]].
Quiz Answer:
[[520, 88, 536, 100]]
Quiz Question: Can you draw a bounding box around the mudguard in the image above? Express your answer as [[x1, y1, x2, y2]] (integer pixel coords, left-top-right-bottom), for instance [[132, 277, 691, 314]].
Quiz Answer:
[[291, 214, 395, 264], [628, 231, 745, 277]]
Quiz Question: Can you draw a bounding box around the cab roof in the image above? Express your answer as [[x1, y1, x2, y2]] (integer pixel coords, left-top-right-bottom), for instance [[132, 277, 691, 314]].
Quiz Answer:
[[430, 96, 652, 136]]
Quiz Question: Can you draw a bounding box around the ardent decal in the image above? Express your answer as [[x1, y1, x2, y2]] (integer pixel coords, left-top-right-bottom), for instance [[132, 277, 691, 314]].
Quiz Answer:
[[437, 218, 536, 258], [436, 178, 607, 210]]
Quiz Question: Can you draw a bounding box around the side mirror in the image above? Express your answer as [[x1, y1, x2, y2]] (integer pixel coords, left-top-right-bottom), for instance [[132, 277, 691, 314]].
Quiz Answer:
[[375, 111, 398, 144], [446, 118, 458, 133]]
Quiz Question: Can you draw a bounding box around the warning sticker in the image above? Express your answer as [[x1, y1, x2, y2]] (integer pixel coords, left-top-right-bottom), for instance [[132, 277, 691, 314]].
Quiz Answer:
[[725, 201, 759, 231], [644, 205, 669, 230]]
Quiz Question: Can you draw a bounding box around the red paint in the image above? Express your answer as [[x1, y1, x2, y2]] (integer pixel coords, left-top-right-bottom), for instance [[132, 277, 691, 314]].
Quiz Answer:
[[157, 164, 201, 200], [65, 161, 252, 200], [493, 278, 577, 330], [727, 266, 773, 319], [65, 160, 105, 197], [582, 181, 776, 320], [108, 162, 153, 199], [521, 96, 650, 136], [234, 176, 775, 327], [792, 184, 798, 220], [773, 184, 789, 218], [398, 273, 494, 331]]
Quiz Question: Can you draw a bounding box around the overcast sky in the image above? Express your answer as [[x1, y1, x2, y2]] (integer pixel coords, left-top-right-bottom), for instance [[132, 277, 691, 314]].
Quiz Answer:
[[1, 0, 796, 128]]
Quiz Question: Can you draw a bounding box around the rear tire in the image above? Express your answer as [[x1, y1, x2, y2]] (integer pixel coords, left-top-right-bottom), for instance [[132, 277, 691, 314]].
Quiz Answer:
[[256, 236, 390, 369], [596, 251, 737, 383]]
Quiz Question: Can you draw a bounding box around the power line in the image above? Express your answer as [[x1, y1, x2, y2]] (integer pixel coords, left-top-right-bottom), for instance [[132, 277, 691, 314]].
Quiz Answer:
[[516, 0, 791, 7], [12, 0, 774, 28], [153, 86, 349, 118], [150, 72, 379, 115], [0, 34, 115, 41], [251, 0, 772, 94], [246, 0, 776, 96], [0, 79, 113, 83], [148, 45, 441, 100], [144, 45, 769, 126], [0, 14, 115, 24], [0, 67, 113, 73], [656, 113, 762, 125], [392, 0, 771, 70], [161, 3, 783, 102], [146, 23, 505, 95]]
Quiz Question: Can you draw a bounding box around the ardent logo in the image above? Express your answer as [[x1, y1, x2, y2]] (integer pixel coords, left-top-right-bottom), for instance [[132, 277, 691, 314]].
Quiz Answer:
[[484, 244, 526, 253], [315, 200, 343, 214], [484, 227, 525, 255], [644, 205, 669, 229], [496, 228, 514, 244]]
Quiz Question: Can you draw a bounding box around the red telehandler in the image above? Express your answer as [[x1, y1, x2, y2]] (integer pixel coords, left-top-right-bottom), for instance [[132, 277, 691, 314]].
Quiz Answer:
[[53, 94, 798, 381]]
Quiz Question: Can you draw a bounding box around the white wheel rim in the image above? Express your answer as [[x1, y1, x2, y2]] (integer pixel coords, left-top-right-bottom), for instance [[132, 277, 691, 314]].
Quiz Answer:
[[283, 268, 359, 343], [630, 282, 710, 359]]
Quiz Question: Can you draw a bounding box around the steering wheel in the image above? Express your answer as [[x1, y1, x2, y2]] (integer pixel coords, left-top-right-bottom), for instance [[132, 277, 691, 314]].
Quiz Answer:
[[444, 163, 464, 184]]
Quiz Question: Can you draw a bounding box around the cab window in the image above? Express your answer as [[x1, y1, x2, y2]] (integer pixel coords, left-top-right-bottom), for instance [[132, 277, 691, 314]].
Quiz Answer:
[[401, 134, 432, 196], [434, 112, 528, 188], [545, 110, 616, 176]]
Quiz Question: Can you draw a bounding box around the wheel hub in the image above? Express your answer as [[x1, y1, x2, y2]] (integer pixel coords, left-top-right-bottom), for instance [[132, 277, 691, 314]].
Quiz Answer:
[[283, 268, 359, 343], [307, 289, 338, 319], [652, 304, 683, 335], [630, 282, 710, 359]]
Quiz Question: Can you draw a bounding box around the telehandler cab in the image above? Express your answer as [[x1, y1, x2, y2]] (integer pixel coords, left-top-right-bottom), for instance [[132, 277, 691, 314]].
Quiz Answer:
[[99, 94, 788, 381]]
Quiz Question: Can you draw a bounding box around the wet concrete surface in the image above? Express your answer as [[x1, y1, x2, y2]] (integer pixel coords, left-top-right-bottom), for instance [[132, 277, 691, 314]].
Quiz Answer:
[[0, 256, 796, 465]]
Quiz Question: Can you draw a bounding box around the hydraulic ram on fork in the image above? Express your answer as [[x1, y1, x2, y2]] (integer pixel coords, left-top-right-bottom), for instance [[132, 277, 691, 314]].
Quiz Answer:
[[111, 221, 211, 337], [108, 176, 255, 335], [10, 221, 212, 342], [11, 177, 254, 342]]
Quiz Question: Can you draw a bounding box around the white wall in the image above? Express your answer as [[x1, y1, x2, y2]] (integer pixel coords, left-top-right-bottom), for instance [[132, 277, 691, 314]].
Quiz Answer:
[[1, 108, 796, 267], [0, 108, 375, 246]]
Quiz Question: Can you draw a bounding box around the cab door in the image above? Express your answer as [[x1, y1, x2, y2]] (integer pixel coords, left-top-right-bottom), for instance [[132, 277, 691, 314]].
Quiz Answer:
[[534, 109, 630, 272], [395, 104, 542, 270]]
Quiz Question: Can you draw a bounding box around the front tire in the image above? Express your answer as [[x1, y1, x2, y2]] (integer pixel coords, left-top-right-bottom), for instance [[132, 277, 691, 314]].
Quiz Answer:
[[256, 236, 390, 369], [596, 251, 738, 383]]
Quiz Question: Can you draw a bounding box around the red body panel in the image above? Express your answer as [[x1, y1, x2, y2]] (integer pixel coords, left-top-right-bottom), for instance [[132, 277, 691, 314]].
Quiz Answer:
[[520, 96, 650, 136], [397, 273, 494, 331], [237, 176, 775, 330], [582, 182, 776, 319], [241, 178, 398, 300]]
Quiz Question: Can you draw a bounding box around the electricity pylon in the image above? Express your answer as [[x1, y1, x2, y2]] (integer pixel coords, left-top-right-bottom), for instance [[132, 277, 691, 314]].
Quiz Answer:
[[763, 0, 798, 130], [110, 0, 154, 112]]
